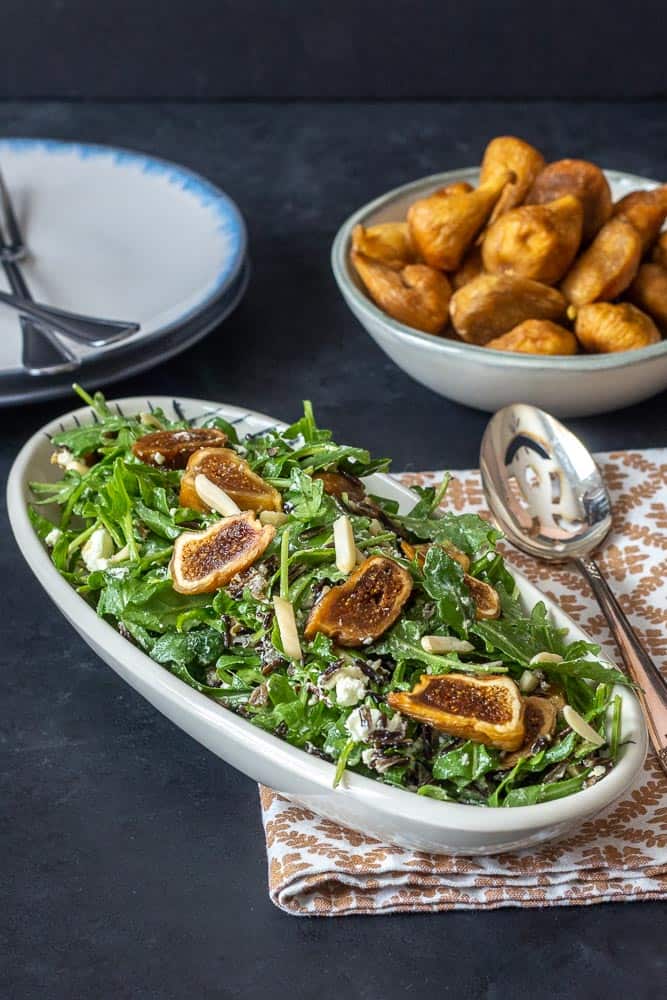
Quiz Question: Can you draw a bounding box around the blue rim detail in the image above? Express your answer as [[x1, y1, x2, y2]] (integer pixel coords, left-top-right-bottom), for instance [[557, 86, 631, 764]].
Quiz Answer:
[[0, 137, 247, 329]]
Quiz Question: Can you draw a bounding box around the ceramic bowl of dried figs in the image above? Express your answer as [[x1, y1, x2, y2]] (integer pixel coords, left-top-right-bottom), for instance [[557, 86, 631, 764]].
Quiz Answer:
[[331, 136, 667, 417]]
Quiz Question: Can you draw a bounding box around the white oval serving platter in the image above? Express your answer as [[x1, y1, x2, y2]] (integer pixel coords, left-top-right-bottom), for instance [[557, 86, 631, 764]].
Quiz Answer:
[[7, 396, 647, 855]]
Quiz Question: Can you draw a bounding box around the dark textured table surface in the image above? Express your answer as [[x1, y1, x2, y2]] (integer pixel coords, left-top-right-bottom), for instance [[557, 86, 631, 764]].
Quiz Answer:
[[2, 101, 666, 999]]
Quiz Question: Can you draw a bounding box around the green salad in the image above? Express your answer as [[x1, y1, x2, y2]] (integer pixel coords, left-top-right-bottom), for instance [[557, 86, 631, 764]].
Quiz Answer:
[[29, 385, 629, 808]]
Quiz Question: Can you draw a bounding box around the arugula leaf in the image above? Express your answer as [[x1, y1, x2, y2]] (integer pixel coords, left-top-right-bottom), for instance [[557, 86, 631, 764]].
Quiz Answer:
[[503, 773, 589, 807], [433, 741, 500, 789], [421, 545, 473, 632]]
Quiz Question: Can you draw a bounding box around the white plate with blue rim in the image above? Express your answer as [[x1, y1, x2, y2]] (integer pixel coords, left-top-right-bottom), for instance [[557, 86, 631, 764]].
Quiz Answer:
[[0, 139, 247, 402]]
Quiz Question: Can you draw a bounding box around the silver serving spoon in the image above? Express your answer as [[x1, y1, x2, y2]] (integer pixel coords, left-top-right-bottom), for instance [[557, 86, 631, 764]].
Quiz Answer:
[[480, 403, 667, 775]]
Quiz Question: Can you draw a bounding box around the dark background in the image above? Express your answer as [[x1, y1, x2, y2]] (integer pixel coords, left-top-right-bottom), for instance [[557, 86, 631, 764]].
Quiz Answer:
[[2, 6, 667, 1000], [1, 0, 666, 100]]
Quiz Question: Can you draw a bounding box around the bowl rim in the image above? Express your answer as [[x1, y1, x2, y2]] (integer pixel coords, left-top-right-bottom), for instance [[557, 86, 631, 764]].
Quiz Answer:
[[7, 393, 648, 837], [331, 166, 667, 372]]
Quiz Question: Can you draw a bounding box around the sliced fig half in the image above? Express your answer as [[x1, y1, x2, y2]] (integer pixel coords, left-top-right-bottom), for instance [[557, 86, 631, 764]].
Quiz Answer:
[[132, 428, 227, 469], [304, 555, 413, 647], [498, 696, 557, 769], [463, 574, 501, 619], [400, 539, 470, 572], [388, 673, 525, 750], [170, 511, 275, 594], [179, 447, 281, 513]]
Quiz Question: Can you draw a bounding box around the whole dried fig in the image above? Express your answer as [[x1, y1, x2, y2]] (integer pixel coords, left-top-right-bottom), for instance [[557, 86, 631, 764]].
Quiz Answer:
[[575, 301, 660, 353], [482, 194, 583, 284], [613, 185, 667, 250], [407, 171, 513, 270], [450, 273, 567, 345], [480, 136, 545, 223], [525, 159, 612, 242], [351, 251, 452, 333], [561, 217, 642, 307], [486, 319, 578, 355]]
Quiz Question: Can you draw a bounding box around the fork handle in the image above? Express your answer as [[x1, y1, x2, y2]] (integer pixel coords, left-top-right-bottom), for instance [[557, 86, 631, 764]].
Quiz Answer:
[[575, 556, 667, 774]]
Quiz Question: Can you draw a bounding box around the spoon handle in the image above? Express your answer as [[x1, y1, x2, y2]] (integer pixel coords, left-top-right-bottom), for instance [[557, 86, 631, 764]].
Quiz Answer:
[[575, 556, 667, 775]]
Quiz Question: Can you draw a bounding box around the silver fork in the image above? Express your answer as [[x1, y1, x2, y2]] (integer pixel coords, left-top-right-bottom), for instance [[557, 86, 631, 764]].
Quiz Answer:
[[0, 168, 140, 376]]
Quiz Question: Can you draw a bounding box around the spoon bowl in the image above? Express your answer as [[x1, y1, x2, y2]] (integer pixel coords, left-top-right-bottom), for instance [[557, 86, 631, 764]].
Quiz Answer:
[[480, 404, 611, 561]]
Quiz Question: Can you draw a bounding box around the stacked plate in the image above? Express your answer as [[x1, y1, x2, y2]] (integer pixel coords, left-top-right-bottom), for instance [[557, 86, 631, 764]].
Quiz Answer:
[[0, 139, 248, 406]]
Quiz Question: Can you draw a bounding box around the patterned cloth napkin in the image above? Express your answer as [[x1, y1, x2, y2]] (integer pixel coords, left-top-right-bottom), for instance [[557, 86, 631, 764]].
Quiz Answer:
[[259, 450, 667, 916]]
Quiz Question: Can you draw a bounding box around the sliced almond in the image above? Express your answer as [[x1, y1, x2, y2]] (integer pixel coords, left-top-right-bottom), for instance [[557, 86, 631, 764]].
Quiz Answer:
[[194, 474, 241, 516], [273, 595, 303, 660], [333, 514, 356, 574], [139, 412, 164, 429], [562, 705, 605, 747], [519, 669, 540, 693], [421, 635, 475, 654], [530, 651, 564, 665], [259, 510, 289, 527]]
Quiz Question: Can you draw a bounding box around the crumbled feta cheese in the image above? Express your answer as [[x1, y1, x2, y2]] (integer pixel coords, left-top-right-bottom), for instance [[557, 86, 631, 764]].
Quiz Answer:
[[335, 674, 367, 707], [152, 451, 166, 466], [81, 527, 114, 572], [345, 707, 405, 743], [45, 527, 62, 547], [590, 765, 606, 779], [319, 665, 368, 707], [361, 748, 375, 768]]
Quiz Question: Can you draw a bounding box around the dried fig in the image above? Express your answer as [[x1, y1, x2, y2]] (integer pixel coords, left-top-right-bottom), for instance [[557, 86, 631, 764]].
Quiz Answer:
[[575, 301, 660, 353], [400, 539, 470, 572], [132, 428, 227, 469], [463, 574, 501, 619], [313, 469, 366, 502], [525, 159, 612, 242], [433, 181, 475, 198], [388, 673, 526, 750], [351, 222, 416, 269], [480, 136, 546, 222], [482, 194, 583, 284], [304, 555, 413, 647], [451, 244, 484, 290], [179, 447, 282, 513], [170, 512, 275, 595], [351, 252, 452, 334], [450, 273, 567, 345], [560, 217, 642, 307], [651, 231, 667, 270], [486, 319, 578, 355], [498, 696, 557, 769], [613, 185, 667, 250], [407, 171, 513, 270], [627, 262, 667, 330]]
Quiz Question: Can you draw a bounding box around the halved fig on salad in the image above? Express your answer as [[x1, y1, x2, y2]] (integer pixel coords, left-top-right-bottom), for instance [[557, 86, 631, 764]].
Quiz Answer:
[[400, 538, 470, 571], [498, 696, 557, 769], [304, 555, 413, 647], [132, 427, 228, 468], [170, 511, 275, 594], [313, 469, 367, 502], [463, 574, 501, 619], [388, 673, 526, 750], [179, 447, 282, 513]]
